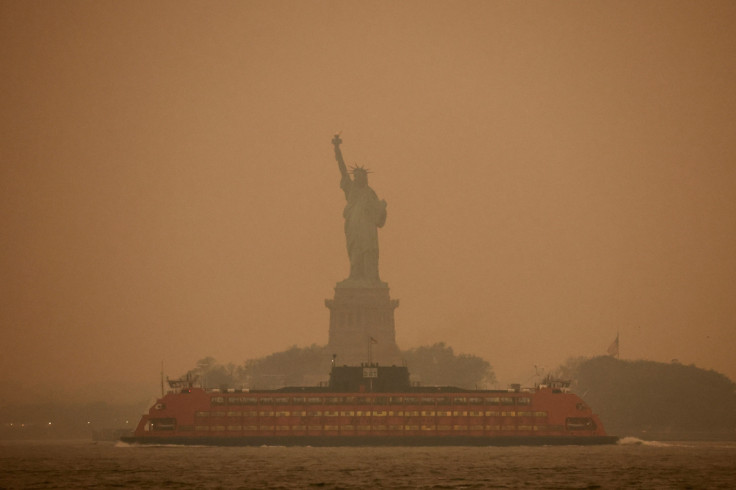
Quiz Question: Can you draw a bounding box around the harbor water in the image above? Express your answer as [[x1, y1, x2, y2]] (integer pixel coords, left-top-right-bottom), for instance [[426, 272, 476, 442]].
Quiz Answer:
[[1, 438, 734, 489]]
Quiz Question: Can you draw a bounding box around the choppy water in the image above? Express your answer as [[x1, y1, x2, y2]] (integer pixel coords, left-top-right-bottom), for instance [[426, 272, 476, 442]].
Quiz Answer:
[[1, 438, 734, 489]]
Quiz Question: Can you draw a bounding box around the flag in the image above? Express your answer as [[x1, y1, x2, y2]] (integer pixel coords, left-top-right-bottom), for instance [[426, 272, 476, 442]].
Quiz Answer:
[[607, 334, 619, 358], [370, 337, 378, 344]]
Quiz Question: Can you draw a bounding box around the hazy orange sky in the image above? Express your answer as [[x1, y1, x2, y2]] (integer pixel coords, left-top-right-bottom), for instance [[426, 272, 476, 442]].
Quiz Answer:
[[2, 1, 735, 404]]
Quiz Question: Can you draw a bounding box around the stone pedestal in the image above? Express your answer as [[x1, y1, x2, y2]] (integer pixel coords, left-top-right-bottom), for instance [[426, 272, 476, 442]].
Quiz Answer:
[[325, 285, 402, 366]]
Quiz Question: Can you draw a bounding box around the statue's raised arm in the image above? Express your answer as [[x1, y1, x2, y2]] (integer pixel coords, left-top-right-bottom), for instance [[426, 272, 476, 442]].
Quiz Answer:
[[332, 134, 349, 181]]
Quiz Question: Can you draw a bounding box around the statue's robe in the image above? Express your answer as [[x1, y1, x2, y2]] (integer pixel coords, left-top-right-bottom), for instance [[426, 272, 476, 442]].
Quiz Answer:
[[341, 174, 386, 283]]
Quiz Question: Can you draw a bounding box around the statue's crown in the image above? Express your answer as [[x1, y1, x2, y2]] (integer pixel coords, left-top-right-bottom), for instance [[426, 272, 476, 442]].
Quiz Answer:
[[350, 165, 372, 175]]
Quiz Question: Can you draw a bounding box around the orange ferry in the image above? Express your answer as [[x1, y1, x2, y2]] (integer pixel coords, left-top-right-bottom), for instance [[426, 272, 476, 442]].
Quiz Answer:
[[123, 364, 616, 446]]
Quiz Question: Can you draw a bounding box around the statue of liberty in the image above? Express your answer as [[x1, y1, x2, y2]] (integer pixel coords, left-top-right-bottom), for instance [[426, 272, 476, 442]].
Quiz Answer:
[[332, 134, 387, 287]]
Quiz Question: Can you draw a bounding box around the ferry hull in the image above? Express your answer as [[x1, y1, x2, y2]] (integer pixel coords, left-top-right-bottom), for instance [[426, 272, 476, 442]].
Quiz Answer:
[[121, 434, 618, 446], [128, 366, 616, 447]]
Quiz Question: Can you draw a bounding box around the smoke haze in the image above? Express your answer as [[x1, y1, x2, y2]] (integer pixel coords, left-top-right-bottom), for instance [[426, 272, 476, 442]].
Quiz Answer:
[[2, 1, 735, 403]]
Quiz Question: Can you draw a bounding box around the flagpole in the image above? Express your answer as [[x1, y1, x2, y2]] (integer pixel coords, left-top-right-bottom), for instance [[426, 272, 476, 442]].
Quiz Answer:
[[606, 332, 620, 359]]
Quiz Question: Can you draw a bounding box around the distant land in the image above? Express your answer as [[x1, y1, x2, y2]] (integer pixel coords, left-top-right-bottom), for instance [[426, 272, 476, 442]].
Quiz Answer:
[[1, 348, 733, 441], [0, 400, 148, 441]]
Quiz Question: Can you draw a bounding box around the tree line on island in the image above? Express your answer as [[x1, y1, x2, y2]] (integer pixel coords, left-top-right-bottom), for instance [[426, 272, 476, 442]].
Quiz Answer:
[[187, 342, 495, 391], [555, 355, 736, 440]]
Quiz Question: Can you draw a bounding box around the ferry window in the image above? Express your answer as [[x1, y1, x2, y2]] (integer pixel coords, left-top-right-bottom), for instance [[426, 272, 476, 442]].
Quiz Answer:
[[421, 397, 435, 405], [389, 396, 403, 404], [274, 397, 290, 405], [500, 397, 514, 406], [485, 397, 501, 405], [517, 397, 531, 406], [151, 418, 176, 431], [342, 396, 356, 405], [211, 396, 226, 406], [211, 411, 226, 417], [325, 397, 341, 404], [436, 397, 451, 406], [374, 396, 388, 405], [452, 397, 467, 404], [565, 417, 596, 431], [229, 396, 256, 405], [468, 397, 483, 405], [195, 411, 209, 418], [307, 397, 323, 404], [355, 397, 371, 405], [292, 397, 306, 404], [259, 398, 273, 405], [403, 397, 418, 405]]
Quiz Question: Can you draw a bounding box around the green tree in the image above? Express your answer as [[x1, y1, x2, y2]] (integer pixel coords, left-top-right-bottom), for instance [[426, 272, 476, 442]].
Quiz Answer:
[[187, 356, 241, 389], [402, 342, 495, 388], [241, 344, 332, 389]]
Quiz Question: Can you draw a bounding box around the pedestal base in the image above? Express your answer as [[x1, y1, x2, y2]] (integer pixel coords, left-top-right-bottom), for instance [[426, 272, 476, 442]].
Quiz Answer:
[[325, 286, 401, 366]]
